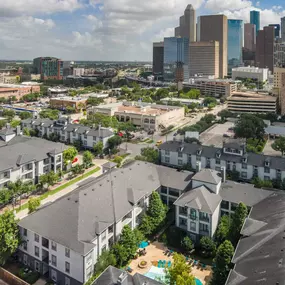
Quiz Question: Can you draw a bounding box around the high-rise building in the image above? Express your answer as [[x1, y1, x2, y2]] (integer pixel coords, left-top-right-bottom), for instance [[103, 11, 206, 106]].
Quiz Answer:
[[244, 23, 256, 51], [250, 10, 260, 34], [189, 41, 219, 78], [163, 37, 189, 82], [269, 24, 280, 38], [274, 42, 285, 68], [152, 42, 164, 76], [256, 26, 275, 72], [281, 17, 285, 42], [174, 4, 196, 42], [280, 72, 285, 115], [228, 19, 243, 73], [33, 57, 63, 81], [197, 15, 228, 78]]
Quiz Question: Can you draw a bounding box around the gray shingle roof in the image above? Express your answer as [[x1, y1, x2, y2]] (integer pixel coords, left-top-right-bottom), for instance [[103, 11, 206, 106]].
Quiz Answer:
[[18, 161, 192, 255], [174, 185, 222, 214], [192, 169, 221, 185]]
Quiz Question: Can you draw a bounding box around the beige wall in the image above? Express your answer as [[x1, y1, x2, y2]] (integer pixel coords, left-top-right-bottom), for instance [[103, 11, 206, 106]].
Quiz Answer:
[[274, 67, 285, 89]]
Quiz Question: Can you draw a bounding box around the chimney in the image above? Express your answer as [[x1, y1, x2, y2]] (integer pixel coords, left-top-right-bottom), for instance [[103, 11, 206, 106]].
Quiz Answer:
[[221, 166, 226, 182], [98, 124, 101, 137], [117, 272, 128, 285], [16, 126, 21, 136], [196, 161, 201, 173]]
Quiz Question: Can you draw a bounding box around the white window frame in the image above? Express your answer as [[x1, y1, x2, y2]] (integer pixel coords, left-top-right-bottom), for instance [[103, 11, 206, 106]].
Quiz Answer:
[[34, 260, 40, 273], [23, 254, 28, 265], [51, 269, 57, 282]]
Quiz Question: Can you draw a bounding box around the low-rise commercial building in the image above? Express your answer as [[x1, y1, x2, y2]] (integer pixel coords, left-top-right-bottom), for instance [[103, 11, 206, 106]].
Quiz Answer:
[[231, 66, 270, 82], [91, 101, 185, 131], [49, 97, 87, 112], [183, 78, 238, 98], [160, 97, 203, 106], [0, 84, 41, 100], [227, 91, 277, 113], [48, 87, 69, 97]]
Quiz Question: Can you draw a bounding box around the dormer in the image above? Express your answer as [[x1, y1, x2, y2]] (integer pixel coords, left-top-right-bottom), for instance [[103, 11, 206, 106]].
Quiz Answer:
[[197, 148, 202, 155], [179, 145, 184, 152], [216, 151, 221, 158], [85, 130, 90, 135], [73, 128, 78, 133], [223, 138, 246, 156], [242, 154, 248, 163], [265, 158, 270, 167]]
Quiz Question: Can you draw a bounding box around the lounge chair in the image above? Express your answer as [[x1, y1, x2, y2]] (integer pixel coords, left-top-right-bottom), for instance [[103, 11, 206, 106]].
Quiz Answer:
[[126, 266, 133, 273], [167, 261, 171, 267]]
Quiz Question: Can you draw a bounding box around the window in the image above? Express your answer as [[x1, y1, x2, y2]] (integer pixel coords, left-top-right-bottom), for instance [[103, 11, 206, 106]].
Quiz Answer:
[[102, 245, 107, 252], [264, 176, 270, 181], [86, 252, 92, 264], [165, 157, 170, 163], [199, 223, 209, 233], [84, 135, 87, 139], [216, 159, 220, 165], [179, 206, 187, 215], [231, 202, 238, 212], [101, 231, 106, 241], [51, 241, 57, 251], [65, 248, 70, 258], [84, 140, 87, 146], [34, 234, 39, 242], [242, 163, 247, 169], [23, 254, 28, 265], [65, 262, 70, 273], [264, 167, 270, 173], [179, 218, 187, 227], [93, 136, 97, 141], [199, 212, 209, 222], [165, 150, 170, 156], [23, 228, 27, 236], [178, 159, 183, 166], [178, 152, 183, 158], [190, 222, 196, 232], [3, 171, 9, 178], [241, 172, 247, 178], [221, 201, 229, 210], [190, 209, 196, 220], [23, 242, 27, 251], [168, 188, 179, 197], [51, 255, 57, 267], [196, 156, 201, 162], [86, 266, 93, 280], [34, 246, 39, 257], [65, 277, 70, 285], [34, 261, 40, 272], [160, 186, 167, 194], [51, 269, 57, 282], [277, 169, 281, 179], [187, 154, 191, 163]]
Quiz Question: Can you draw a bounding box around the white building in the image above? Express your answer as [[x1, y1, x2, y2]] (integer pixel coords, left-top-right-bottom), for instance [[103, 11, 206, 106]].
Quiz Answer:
[[48, 87, 69, 97], [73, 68, 85, 77], [231, 66, 270, 82]]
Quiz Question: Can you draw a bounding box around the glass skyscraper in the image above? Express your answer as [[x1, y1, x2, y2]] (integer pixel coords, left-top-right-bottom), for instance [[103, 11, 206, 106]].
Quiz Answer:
[[250, 10, 260, 34], [228, 19, 243, 73], [163, 37, 189, 82]]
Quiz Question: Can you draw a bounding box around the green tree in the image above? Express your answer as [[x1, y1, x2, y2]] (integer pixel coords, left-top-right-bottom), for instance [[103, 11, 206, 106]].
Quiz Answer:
[[93, 141, 103, 156], [63, 147, 78, 165], [107, 135, 122, 150], [119, 225, 137, 259], [229, 202, 248, 245], [201, 114, 216, 124], [203, 97, 217, 106], [10, 120, 21, 128], [176, 272, 196, 285], [0, 211, 20, 265], [272, 137, 285, 156], [39, 109, 59, 120], [139, 215, 154, 235], [86, 97, 104, 106], [182, 236, 194, 252], [28, 197, 41, 213], [135, 147, 159, 163], [0, 189, 12, 205], [111, 243, 129, 267], [0, 119, 7, 129], [214, 215, 231, 246], [211, 240, 234, 285], [200, 236, 216, 257], [2, 109, 15, 122], [94, 250, 116, 275], [83, 151, 93, 168], [218, 110, 234, 120], [23, 127, 30, 136], [39, 171, 58, 189], [147, 192, 166, 229], [133, 228, 145, 246], [19, 112, 33, 120], [113, 155, 123, 167]]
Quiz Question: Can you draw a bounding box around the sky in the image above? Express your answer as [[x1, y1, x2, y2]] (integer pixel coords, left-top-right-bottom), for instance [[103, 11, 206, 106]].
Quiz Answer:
[[0, 0, 284, 61]]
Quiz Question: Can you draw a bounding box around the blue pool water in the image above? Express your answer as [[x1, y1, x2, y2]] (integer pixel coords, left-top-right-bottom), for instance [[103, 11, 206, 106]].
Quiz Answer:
[[139, 241, 149, 248], [195, 278, 203, 285]]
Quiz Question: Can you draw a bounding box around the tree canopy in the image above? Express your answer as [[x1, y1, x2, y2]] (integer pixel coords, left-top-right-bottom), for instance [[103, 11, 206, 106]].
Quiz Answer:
[[39, 109, 59, 120], [214, 215, 231, 246], [272, 137, 285, 156], [28, 197, 41, 213], [119, 225, 138, 260], [63, 147, 78, 165], [94, 250, 116, 276], [19, 112, 33, 120], [83, 151, 93, 168], [135, 147, 159, 164]]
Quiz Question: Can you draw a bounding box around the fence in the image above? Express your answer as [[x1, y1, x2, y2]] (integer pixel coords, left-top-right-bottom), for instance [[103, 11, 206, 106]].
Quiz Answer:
[[0, 267, 29, 285]]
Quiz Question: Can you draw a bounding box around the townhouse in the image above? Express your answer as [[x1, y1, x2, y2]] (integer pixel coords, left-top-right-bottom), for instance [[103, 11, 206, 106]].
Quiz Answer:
[[159, 139, 285, 182], [21, 117, 114, 149], [18, 162, 193, 285]]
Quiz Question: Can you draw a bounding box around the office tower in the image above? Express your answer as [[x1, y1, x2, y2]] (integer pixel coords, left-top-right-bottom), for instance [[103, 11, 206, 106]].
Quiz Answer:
[[174, 4, 196, 42], [152, 42, 164, 76], [197, 15, 228, 78], [282, 17, 285, 42], [250, 10, 260, 34], [244, 23, 256, 51], [163, 37, 189, 82], [274, 42, 285, 68], [33, 57, 63, 81], [256, 26, 275, 72], [228, 19, 243, 73], [280, 72, 285, 114], [189, 41, 219, 78], [269, 24, 280, 38]]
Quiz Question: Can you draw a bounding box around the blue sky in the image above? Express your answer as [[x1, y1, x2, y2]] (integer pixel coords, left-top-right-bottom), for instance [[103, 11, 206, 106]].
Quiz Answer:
[[0, 0, 284, 61]]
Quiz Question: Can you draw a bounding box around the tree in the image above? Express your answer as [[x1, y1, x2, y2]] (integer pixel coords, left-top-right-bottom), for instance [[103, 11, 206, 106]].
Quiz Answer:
[[203, 97, 217, 106], [0, 119, 7, 129], [135, 147, 159, 164], [139, 215, 154, 236], [111, 243, 128, 267], [147, 192, 166, 228], [181, 236, 194, 252], [272, 137, 285, 156], [133, 228, 145, 246], [28, 197, 41, 213], [94, 250, 116, 275], [0, 189, 12, 205], [63, 147, 78, 165], [39, 109, 59, 120], [119, 225, 137, 259], [199, 236, 216, 257], [214, 215, 231, 246], [10, 120, 21, 128], [87, 97, 104, 106], [2, 109, 15, 122], [83, 151, 93, 168], [218, 110, 234, 120], [39, 171, 58, 189], [229, 202, 248, 245], [201, 114, 216, 124], [211, 240, 234, 285], [93, 141, 103, 156], [19, 112, 33, 120], [166, 253, 195, 285], [113, 155, 123, 167], [23, 127, 30, 136], [234, 114, 266, 141], [0, 211, 20, 265], [107, 135, 122, 150], [176, 272, 196, 285]]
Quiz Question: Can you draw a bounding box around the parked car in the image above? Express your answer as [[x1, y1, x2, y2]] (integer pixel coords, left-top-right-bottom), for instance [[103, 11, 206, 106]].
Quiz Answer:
[[223, 134, 230, 138]]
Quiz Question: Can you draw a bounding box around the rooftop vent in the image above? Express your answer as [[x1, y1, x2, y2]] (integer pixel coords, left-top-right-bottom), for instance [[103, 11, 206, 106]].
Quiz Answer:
[[75, 200, 78, 203]]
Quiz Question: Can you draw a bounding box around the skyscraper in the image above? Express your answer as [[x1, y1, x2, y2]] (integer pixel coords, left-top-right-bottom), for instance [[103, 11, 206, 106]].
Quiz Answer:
[[281, 17, 285, 42], [152, 42, 164, 76], [197, 15, 228, 78], [174, 4, 196, 42], [256, 26, 275, 72], [228, 19, 243, 73], [250, 10, 260, 34], [163, 37, 189, 82], [33, 57, 63, 81], [244, 23, 256, 51], [269, 24, 280, 38]]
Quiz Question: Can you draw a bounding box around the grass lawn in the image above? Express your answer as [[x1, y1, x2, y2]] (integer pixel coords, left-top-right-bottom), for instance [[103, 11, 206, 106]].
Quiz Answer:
[[15, 167, 100, 213]]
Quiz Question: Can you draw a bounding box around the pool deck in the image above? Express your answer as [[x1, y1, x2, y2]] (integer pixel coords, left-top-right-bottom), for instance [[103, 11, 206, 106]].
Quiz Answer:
[[128, 241, 212, 284]]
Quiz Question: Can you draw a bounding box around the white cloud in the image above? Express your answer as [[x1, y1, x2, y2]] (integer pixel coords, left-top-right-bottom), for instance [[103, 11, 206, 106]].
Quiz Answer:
[[205, 0, 252, 11]]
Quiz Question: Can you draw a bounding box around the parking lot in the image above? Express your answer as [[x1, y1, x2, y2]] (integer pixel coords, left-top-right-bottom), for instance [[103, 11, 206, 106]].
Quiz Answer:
[[200, 122, 235, 147]]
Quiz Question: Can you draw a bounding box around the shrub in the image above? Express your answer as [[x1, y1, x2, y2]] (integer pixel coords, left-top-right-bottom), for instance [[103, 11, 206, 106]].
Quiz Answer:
[[199, 236, 216, 257], [182, 236, 194, 252], [28, 197, 41, 213]]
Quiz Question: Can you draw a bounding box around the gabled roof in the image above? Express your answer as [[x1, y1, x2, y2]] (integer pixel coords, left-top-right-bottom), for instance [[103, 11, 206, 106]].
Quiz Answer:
[[192, 169, 221, 185]]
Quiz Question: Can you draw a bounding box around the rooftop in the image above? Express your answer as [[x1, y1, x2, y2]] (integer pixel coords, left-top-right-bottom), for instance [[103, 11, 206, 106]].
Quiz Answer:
[[192, 169, 221, 185], [229, 92, 277, 102], [50, 96, 86, 102]]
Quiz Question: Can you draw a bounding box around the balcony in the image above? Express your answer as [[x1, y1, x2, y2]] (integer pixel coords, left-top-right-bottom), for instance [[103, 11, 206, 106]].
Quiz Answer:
[[42, 237, 49, 249], [179, 210, 187, 217], [199, 215, 210, 223], [189, 215, 197, 221], [42, 249, 49, 264]]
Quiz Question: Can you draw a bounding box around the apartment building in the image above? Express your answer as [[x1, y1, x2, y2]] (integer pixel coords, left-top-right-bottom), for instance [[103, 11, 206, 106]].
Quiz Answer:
[[0, 134, 65, 188], [158, 139, 285, 182], [21, 117, 114, 149], [183, 78, 238, 97], [18, 162, 193, 285]]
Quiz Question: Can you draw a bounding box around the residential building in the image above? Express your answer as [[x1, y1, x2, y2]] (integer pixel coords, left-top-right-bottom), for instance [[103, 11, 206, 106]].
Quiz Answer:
[[269, 24, 280, 38], [228, 19, 243, 73], [73, 68, 85, 77], [250, 10, 260, 34], [21, 117, 114, 149], [33, 57, 63, 81], [174, 4, 196, 42], [197, 15, 228, 78], [256, 26, 275, 72], [0, 84, 41, 100], [282, 17, 285, 42], [158, 138, 285, 182], [274, 42, 285, 68], [152, 42, 164, 76], [91, 101, 185, 131], [17, 162, 193, 285], [163, 37, 189, 82], [231, 66, 270, 82], [189, 41, 219, 78], [183, 78, 238, 98], [49, 97, 87, 112], [244, 23, 256, 52], [0, 133, 65, 188], [227, 91, 277, 113]]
